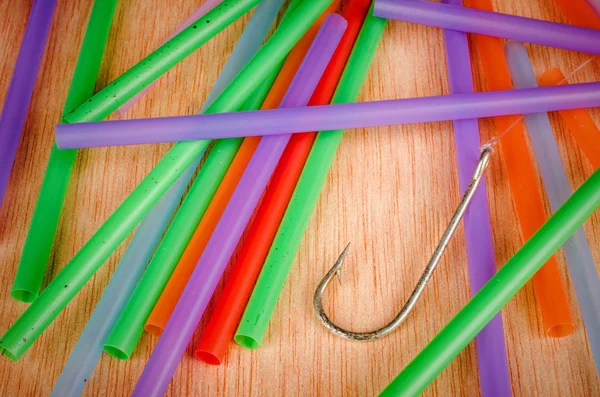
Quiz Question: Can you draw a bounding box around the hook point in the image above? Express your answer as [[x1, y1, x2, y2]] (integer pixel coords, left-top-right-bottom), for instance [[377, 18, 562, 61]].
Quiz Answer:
[[334, 243, 351, 285]]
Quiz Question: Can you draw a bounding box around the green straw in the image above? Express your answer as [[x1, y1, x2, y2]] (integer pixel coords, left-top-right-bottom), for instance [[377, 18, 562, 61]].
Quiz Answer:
[[103, 0, 301, 360], [380, 169, 600, 397], [235, 4, 386, 349], [0, 0, 330, 362], [61, 0, 261, 124], [12, 0, 118, 303]]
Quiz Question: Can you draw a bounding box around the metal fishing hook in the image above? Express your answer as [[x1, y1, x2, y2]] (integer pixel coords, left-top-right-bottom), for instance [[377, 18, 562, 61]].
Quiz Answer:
[[314, 147, 493, 341]]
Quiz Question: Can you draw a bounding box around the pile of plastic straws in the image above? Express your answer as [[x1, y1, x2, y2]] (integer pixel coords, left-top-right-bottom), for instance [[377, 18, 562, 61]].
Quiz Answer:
[[0, 0, 599, 396]]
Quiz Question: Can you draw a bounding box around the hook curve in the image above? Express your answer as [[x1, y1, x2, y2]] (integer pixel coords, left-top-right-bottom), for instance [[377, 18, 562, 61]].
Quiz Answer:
[[314, 148, 493, 341]]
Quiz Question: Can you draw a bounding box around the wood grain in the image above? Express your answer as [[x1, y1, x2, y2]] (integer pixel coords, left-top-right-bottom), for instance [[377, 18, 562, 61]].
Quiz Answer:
[[1, 0, 599, 396]]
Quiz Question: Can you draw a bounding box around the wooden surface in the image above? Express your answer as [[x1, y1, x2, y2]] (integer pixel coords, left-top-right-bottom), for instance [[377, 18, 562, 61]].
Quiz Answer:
[[1, 0, 599, 396]]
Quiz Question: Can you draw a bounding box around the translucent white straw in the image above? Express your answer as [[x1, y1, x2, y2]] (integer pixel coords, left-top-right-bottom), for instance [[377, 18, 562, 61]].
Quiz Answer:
[[505, 41, 600, 376]]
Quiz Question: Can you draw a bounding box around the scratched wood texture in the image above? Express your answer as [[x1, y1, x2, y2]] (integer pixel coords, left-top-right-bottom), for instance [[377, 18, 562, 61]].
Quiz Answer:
[[1, 0, 599, 396]]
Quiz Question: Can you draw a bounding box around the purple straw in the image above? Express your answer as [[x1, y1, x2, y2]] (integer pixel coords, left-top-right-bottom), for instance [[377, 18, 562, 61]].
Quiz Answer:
[[441, 0, 511, 395], [0, 0, 57, 207], [373, 0, 600, 54], [55, 82, 600, 148], [114, 0, 222, 116], [131, 14, 347, 397]]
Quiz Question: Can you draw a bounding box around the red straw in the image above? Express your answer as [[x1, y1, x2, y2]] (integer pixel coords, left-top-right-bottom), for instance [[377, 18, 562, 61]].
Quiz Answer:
[[194, 0, 372, 365]]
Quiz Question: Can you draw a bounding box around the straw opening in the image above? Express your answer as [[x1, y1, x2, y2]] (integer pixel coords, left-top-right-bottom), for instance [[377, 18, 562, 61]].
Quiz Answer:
[[195, 350, 222, 365], [144, 324, 163, 337], [547, 323, 576, 338], [104, 345, 130, 360], [234, 335, 260, 349], [11, 289, 37, 303], [0, 346, 19, 362]]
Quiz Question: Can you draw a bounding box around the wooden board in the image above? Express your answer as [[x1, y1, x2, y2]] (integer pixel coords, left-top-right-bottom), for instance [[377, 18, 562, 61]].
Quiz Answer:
[[0, 0, 599, 395]]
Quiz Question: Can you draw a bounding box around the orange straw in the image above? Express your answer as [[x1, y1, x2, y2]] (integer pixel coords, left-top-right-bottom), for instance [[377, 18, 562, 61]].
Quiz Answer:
[[144, 0, 340, 338], [538, 75, 600, 170], [466, 0, 575, 337], [553, 0, 600, 30], [194, 0, 370, 365]]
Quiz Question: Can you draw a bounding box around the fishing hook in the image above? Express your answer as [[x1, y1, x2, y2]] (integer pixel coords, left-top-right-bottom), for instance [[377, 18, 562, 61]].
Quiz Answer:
[[314, 147, 493, 340]]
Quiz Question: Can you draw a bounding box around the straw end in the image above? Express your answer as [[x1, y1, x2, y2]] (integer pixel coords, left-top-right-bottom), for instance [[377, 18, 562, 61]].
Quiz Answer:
[[0, 345, 20, 362]]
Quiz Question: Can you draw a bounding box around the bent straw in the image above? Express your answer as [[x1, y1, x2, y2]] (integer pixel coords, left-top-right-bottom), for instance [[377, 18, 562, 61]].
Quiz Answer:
[[115, 0, 222, 116], [13, 0, 118, 303], [465, 0, 574, 338], [505, 41, 600, 374], [132, 14, 344, 397], [373, 0, 600, 54], [103, 0, 285, 360], [0, 0, 302, 361], [195, 0, 368, 365], [56, 82, 600, 146], [145, 0, 340, 339], [554, 0, 600, 29], [0, 0, 57, 207], [538, 69, 600, 170], [441, 0, 510, 395], [236, 4, 386, 350], [380, 169, 600, 397], [51, 2, 271, 394]]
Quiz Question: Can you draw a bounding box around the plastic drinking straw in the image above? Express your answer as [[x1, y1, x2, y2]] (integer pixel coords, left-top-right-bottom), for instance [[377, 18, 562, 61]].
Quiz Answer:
[[115, 0, 222, 116], [49, 204, 175, 396], [60, 0, 262, 125], [0, 0, 57, 208], [441, 1, 510, 395], [144, 0, 340, 339], [0, 0, 333, 361], [103, 0, 285, 360], [51, 4, 273, 395], [554, 0, 600, 29], [12, 0, 117, 303], [505, 41, 600, 374], [465, 0, 574, 338], [235, 4, 386, 350], [194, 0, 369, 365], [372, 0, 600, 55], [132, 15, 344, 397], [56, 82, 600, 147], [538, 69, 600, 170], [379, 169, 600, 397]]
